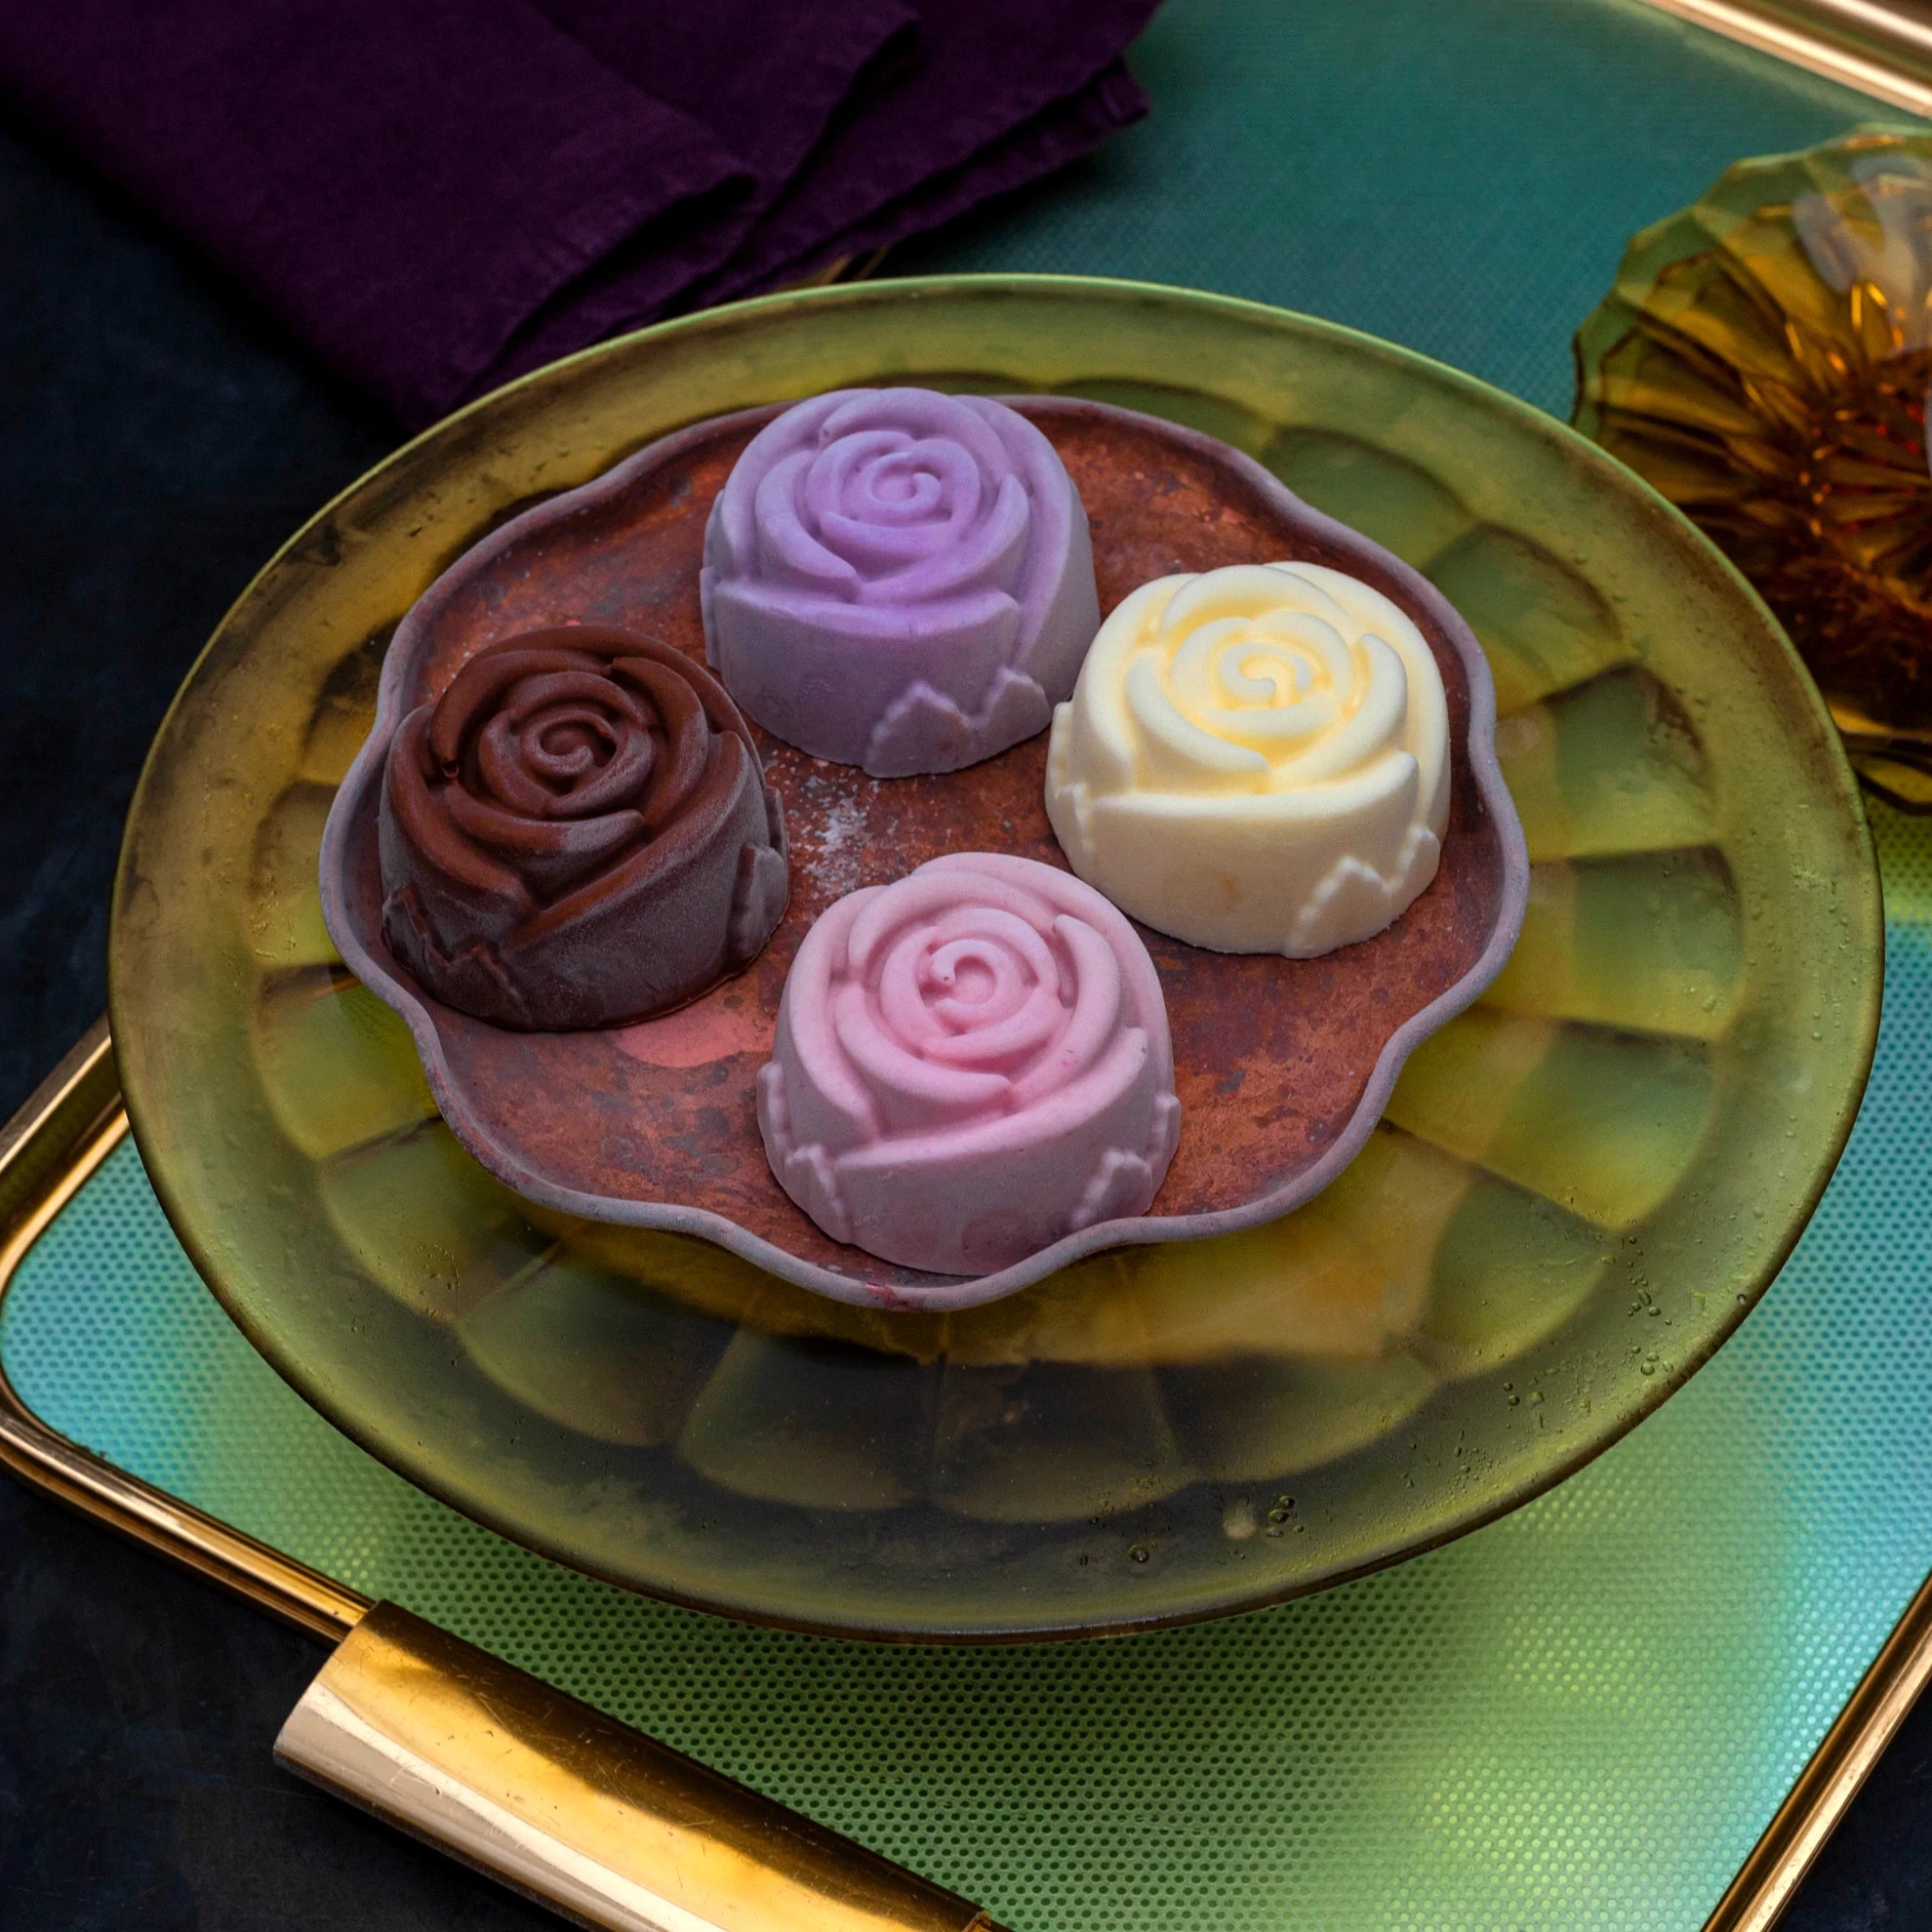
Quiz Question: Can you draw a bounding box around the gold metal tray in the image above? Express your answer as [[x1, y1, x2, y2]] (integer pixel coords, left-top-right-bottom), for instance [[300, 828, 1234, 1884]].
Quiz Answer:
[[1, 1023, 1923, 1930], [1635, 0, 1932, 115]]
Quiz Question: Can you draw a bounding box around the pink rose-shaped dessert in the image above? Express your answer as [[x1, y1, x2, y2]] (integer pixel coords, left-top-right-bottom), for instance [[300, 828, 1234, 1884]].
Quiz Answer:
[[757, 853, 1181, 1275], [380, 627, 787, 1029], [701, 388, 1101, 778]]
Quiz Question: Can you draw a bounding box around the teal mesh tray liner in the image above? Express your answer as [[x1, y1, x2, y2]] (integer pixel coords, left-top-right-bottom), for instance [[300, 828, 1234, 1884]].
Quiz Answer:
[[3, 800, 1926, 1932]]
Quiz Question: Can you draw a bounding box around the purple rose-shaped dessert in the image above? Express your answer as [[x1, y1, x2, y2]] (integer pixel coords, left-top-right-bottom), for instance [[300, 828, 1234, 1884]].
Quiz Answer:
[[379, 627, 788, 1029], [701, 388, 1102, 778], [757, 853, 1181, 1275]]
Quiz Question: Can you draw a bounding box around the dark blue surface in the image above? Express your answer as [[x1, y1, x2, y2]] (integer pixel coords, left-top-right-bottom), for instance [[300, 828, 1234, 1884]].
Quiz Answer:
[[0, 112, 557, 1930], [0, 89, 1927, 1932]]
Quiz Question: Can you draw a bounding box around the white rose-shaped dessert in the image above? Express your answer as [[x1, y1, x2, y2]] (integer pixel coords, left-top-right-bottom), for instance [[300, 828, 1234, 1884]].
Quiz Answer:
[[1045, 562, 1451, 955], [757, 853, 1181, 1276]]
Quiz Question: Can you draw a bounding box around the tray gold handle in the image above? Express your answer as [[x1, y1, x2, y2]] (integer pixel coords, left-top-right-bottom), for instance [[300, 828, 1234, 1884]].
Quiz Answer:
[[276, 1601, 1003, 1932], [1632, 0, 1932, 115]]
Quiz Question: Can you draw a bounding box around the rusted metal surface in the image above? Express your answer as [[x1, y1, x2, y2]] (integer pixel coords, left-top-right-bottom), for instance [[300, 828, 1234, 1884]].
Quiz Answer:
[[321, 397, 1525, 1306]]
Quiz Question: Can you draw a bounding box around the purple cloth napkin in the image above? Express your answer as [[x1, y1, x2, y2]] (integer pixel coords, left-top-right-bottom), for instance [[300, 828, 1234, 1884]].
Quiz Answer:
[[0, 0, 1158, 426]]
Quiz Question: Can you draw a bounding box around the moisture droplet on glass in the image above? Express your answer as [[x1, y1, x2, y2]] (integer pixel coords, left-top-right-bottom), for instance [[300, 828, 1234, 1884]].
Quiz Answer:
[[1128, 1543, 1151, 1564]]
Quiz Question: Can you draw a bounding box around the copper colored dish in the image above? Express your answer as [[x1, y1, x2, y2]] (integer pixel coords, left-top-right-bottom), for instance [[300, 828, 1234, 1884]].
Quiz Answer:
[[319, 397, 1529, 1309]]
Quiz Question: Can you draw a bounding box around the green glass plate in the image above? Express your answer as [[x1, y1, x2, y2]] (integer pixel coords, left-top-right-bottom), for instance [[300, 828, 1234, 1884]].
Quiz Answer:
[[108, 275, 1880, 1639]]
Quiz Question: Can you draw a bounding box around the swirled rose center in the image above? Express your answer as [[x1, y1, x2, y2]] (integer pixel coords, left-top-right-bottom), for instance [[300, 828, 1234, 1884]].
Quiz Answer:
[[469, 671, 656, 820], [737, 400, 1039, 611], [867, 907, 1068, 1075], [840, 889, 1127, 1128], [932, 945, 1000, 1006], [798, 430, 989, 578], [1123, 582, 1413, 790]]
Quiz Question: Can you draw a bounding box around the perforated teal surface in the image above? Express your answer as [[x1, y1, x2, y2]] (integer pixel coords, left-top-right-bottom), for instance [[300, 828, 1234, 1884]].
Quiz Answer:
[[890, 0, 1893, 423], [5, 805, 1927, 1931]]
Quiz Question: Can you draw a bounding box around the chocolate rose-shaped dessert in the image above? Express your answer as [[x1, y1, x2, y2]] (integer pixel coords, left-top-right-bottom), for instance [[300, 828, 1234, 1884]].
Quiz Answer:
[[379, 627, 788, 1029], [1046, 562, 1450, 956], [702, 388, 1102, 778], [757, 853, 1180, 1275]]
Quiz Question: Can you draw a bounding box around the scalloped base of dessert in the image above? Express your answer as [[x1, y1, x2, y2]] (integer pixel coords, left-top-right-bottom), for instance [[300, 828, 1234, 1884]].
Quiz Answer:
[[319, 397, 1528, 1310]]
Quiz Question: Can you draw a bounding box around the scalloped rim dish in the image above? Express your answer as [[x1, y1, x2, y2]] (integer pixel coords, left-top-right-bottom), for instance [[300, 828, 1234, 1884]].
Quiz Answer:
[[318, 401, 1530, 1311]]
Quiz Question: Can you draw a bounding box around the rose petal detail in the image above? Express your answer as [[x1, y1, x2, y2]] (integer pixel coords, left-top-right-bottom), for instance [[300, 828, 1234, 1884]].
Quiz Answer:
[[751, 449, 863, 597], [1046, 560, 1452, 956], [854, 470, 1029, 608], [816, 433, 984, 570], [702, 388, 1100, 775], [442, 788, 644, 897], [427, 647, 587, 769], [862, 664, 1052, 780], [758, 854, 1179, 1276], [728, 838, 790, 965], [381, 708, 528, 911], [379, 627, 787, 1029], [756, 1063, 854, 1247], [1068, 1147, 1156, 1233], [1009, 913, 1123, 1106], [614, 656, 709, 827]]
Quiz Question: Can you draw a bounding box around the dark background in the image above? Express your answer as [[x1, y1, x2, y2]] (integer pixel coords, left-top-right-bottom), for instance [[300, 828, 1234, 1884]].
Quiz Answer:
[[0, 108, 1926, 1932]]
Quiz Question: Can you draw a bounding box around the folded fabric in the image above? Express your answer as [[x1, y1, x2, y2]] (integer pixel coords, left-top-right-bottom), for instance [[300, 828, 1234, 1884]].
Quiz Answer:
[[0, 0, 1158, 426]]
